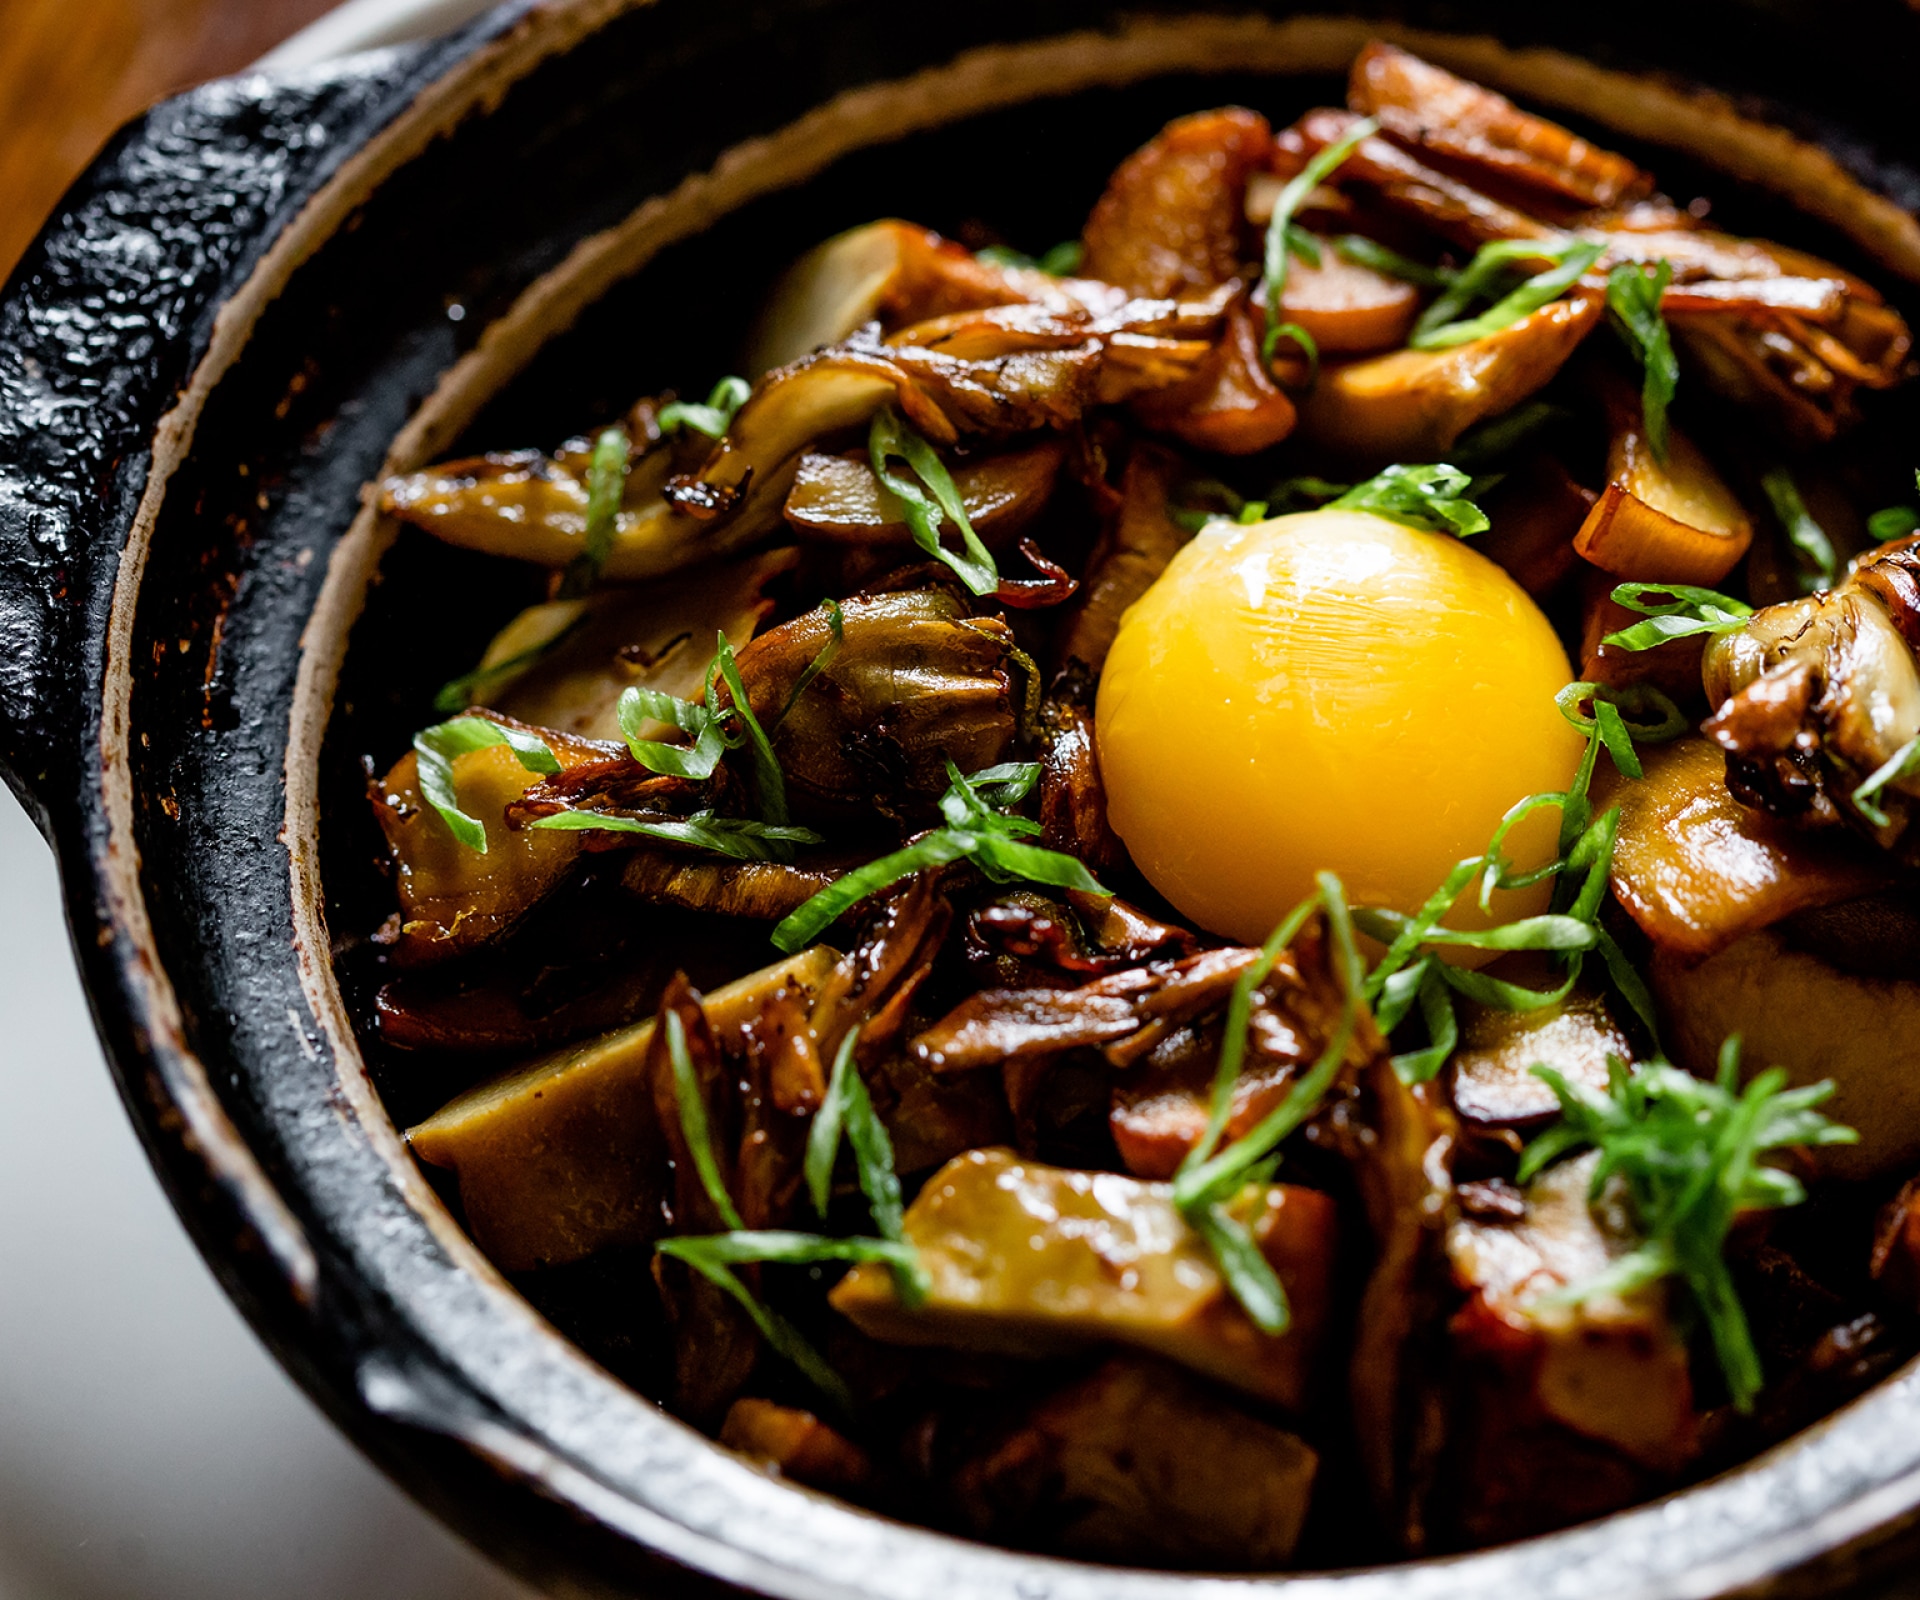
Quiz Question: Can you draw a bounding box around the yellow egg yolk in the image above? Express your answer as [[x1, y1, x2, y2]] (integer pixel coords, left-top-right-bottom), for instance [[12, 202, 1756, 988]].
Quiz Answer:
[[1095, 507, 1584, 944]]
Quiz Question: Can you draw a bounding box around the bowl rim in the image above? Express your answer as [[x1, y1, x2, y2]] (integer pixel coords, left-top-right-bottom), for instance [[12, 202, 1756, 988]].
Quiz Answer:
[[41, 4, 1920, 1595]]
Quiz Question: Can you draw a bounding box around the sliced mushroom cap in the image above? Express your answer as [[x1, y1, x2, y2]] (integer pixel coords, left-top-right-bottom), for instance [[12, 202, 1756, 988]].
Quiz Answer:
[[782, 438, 1064, 547], [1299, 290, 1601, 460], [1079, 107, 1272, 299]]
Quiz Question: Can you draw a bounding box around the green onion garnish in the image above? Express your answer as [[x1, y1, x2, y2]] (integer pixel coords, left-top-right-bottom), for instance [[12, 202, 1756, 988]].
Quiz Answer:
[[976, 241, 1085, 276], [1601, 582, 1754, 651], [1329, 462, 1490, 537], [658, 376, 751, 440], [1760, 467, 1840, 594], [1409, 237, 1604, 351], [412, 716, 560, 852], [559, 425, 632, 598], [1261, 118, 1380, 366], [1170, 872, 1363, 1332], [1869, 505, 1920, 542], [869, 408, 998, 595], [769, 760, 1106, 953], [1852, 733, 1920, 828], [1332, 233, 1456, 290], [1605, 260, 1679, 461], [526, 809, 822, 859], [1520, 1041, 1856, 1411]]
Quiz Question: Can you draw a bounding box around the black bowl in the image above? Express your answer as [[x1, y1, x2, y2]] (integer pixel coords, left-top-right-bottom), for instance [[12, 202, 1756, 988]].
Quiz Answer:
[[9, 2, 1920, 1594]]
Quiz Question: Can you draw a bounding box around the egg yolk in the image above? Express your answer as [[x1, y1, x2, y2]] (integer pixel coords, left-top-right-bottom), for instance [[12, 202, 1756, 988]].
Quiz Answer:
[[1095, 508, 1584, 944]]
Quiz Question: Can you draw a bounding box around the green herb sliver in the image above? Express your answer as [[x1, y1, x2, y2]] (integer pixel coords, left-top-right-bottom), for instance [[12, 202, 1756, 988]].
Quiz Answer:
[[1601, 582, 1754, 651], [1852, 733, 1920, 828], [1520, 1041, 1856, 1410], [1332, 233, 1456, 290], [1760, 467, 1840, 593], [658, 375, 751, 439], [1170, 872, 1364, 1333], [659, 1011, 926, 1411], [1329, 462, 1490, 538], [559, 425, 632, 598], [527, 809, 822, 859], [870, 408, 998, 595], [1261, 117, 1379, 367], [977, 241, 1084, 276], [1605, 260, 1679, 461], [1410, 237, 1604, 351], [412, 716, 560, 852], [770, 760, 1107, 953]]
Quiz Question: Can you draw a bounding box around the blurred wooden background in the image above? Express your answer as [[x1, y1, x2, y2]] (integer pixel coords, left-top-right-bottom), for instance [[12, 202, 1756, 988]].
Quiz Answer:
[[0, 0, 338, 278]]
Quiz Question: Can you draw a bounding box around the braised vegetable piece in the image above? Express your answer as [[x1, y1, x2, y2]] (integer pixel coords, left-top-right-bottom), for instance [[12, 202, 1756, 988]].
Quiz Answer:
[[832, 1149, 1335, 1408], [1055, 442, 1191, 674], [1573, 378, 1753, 585], [783, 440, 1064, 547], [1653, 930, 1920, 1181], [1703, 536, 1920, 846], [1597, 738, 1879, 959], [1079, 108, 1272, 298], [953, 1356, 1318, 1566], [734, 588, 1021, 821], [1448, 966, 1633, 1128], [1299, 293, 1602, 459], [408, 947, 837, 1269], [1349, 42, 1651, 210], [372, 715, 621, 964], [1444, 1150, 1696, 1543], [368, 43, 1920, 1569], [720, 1399, 873, 1492], [476, 549, 798, 740]]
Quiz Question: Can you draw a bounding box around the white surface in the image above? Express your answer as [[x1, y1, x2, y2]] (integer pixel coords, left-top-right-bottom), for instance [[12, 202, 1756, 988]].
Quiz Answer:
[[0, 787, 536, 1600], [0, 6, 542, 1595], [256, 0, 504, 69]]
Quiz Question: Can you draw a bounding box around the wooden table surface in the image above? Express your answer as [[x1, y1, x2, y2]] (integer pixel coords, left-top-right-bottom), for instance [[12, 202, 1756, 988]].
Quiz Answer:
[[0, 0, 339, 279]]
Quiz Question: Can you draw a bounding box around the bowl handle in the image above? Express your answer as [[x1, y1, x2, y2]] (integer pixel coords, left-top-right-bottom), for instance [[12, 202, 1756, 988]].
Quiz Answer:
[[0, 40, 473, 840]]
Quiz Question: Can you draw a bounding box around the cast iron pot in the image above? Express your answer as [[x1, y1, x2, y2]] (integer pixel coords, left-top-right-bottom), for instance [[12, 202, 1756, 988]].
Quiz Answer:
[[9, 1, 1920, 1594]]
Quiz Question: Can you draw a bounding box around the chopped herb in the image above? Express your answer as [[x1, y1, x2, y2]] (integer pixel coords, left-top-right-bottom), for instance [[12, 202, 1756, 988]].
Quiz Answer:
[[1171, 872, 1363, 1332], [1605, 260, 1679, 461], [611, 603, 842, 837], [658, 376, 751, 440], [1869, 505, 1920, 542], [1450, 400, 1568, 470], [1329, 462, 1490, 538], [1520, 1042, 1856, 1410], [1852, 733, 1920, 828], [1261, 118, 1380, 365], [526, 809, 822, 859], [976, 241, 1085, 276], [1760, 468, 1839, 593], [870, 408, 998, 595], [802, 1023, 930, 1304], [559, 425, 632, 597], [1410, 237, 1604, 351], [1602, 582, 1753, 651], [658, 1010, 923, 1410], [770, 760, 1107, 953], [1332, 233, 1456, 290], [1356, 677, 1678, 1081], [1267, 474, 1352, 513], [412, 716, 560, 853], [432, 610, 586, 714]]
